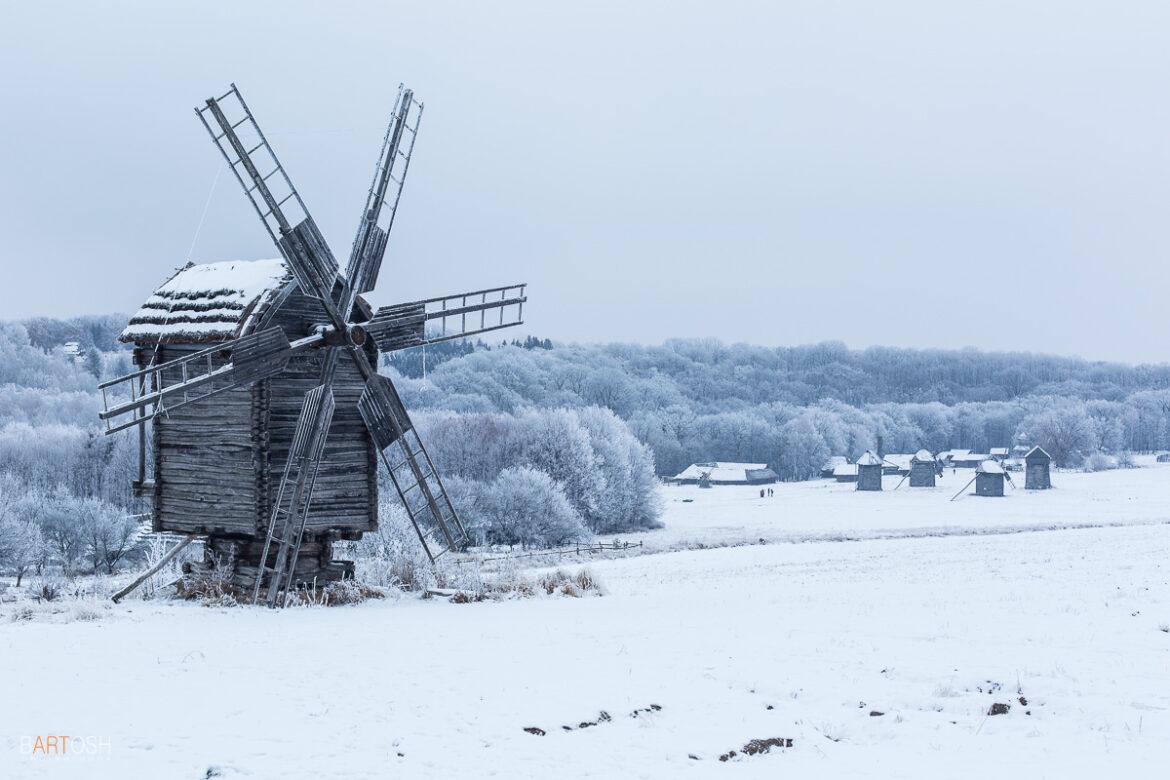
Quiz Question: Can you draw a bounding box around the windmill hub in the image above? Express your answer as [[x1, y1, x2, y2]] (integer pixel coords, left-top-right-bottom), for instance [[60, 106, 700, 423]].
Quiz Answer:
[[347, 324, 368, 347], [310, 322, 366, 348]]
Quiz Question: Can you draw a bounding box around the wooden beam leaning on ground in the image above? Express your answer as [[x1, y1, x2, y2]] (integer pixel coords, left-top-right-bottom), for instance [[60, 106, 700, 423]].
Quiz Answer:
[[111, 535, 198, 603]]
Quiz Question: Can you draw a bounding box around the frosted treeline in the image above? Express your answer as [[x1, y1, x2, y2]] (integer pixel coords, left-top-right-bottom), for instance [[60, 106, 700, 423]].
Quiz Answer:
[[389, 339, 1170, 476]]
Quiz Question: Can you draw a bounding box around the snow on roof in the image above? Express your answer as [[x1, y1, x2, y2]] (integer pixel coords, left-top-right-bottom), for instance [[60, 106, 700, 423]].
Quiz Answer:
[[882, 454, 914, 468], [912, 449, 934, 462], [672, 462, 772, 482], [855, 451, 882, 467], [990, 447, 1010, 456], [1025, 446, 1052, 461], [121, 259, 293, 344], [833, 463, 859, 476], [822, 456, 848, 469], [976, 460, 1005, 474]]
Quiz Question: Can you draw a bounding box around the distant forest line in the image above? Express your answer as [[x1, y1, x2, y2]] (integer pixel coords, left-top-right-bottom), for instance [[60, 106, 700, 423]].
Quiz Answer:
[[9, 315, 1170, 485]]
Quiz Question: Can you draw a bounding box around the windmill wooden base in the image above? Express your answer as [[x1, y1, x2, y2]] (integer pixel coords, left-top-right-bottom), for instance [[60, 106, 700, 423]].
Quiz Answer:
[[181, 535, 355, 591]]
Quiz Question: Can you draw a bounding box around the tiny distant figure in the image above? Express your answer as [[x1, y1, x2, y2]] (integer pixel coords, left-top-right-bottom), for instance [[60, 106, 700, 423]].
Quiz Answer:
[[760, 488, 765, 498], [768, 487, 774, 497]]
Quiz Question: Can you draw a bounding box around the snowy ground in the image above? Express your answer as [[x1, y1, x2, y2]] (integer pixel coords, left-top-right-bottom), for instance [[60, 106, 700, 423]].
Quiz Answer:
[[3, 465, 1170, 778]]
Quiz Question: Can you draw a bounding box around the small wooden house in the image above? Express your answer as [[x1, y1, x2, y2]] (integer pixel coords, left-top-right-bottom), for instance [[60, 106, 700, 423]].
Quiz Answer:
[[909, 449, 937, 487], [1024, 446, 1052, 490], [975, 460, 1006, 497], [833, 463, 858, 483], [882, 454, 913, 476], [951, 453, 989, 469], [989, 447, 1009, 461], [120, 259, 379, 584], [670, 462, 778, 486], [821, 456, 848, 479], [855, 451, 883, 491]]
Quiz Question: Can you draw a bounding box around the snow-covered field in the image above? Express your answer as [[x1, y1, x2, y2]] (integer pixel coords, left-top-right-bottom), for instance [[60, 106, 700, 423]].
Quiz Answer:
[[4, 464, 1170, 779], [623, 460, 1170, 551]]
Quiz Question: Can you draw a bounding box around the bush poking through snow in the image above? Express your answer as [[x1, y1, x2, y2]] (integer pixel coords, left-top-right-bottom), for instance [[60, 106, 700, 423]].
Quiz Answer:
[[537, 568, 605, 597], [5, 600, 109, 624], [1082, 452, 1113, 472], [437, 566, 605, 603], [290, 579, 386, 607]]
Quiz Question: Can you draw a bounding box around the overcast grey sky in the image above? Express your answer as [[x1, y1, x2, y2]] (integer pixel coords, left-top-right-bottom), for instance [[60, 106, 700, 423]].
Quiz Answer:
[[1, 1, 1167, 363]]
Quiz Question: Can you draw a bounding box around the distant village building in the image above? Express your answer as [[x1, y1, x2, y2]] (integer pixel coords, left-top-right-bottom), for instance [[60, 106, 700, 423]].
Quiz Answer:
[[909, 449, 937, 487], [881, 454, 913, 476], [833, 463, 859, 483], [940, 451, 987, 470], [670, 462, 778, 486], [989, 447, 1009, 460], [856, 451, 883, 491], [821, 456, 849, 479], [975, 460, 1006, 497], [62, 341, 85, 363], [1157, 453, 1170, 464], [1024, 446, 1053, 490]]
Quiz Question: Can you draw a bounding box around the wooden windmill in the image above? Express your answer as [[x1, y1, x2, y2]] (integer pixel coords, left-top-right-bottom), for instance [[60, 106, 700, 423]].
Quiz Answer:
[[98, 84, 527, 606]]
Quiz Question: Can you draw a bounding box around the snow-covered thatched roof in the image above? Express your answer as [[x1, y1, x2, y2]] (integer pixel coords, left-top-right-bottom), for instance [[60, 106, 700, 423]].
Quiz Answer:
[[671, 462, 776, 483], [989, 447, 1010, 457], [1025, 446, 1052, 462], [976, 460, 1005, 475], [121, 259, 293, 344], [882, 453, 914, 469], [912, 449, 934, 462], [855, 451, 882, 467], [833, 463, 858, 477]]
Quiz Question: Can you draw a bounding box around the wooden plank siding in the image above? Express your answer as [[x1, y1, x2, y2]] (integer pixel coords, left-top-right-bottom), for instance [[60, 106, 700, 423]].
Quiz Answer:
[[140, 289, 378, 540], [265, 291, 378, 535], [144, 344, 260, 536]]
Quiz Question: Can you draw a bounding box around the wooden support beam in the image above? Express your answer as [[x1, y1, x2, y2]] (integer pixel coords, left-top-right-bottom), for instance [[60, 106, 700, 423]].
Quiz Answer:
[[111, 535, 197, 603]]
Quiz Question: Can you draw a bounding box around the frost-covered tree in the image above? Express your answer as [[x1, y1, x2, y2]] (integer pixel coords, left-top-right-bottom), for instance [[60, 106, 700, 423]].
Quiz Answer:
[[777, 416, 830, 481], [1016, 404, 1098, 467], [477, 467, 588, 547]]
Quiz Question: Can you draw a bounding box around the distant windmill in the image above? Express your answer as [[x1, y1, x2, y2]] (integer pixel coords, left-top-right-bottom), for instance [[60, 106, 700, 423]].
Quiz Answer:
[[98, 84, 527, 606]]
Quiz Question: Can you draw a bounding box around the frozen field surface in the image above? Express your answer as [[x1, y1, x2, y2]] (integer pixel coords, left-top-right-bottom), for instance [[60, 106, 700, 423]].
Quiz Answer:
[[4, 512, 1170, 778]]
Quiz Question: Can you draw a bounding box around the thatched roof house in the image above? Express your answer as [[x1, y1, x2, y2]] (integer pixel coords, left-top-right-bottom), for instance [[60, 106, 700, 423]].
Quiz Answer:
[[671, 462, 778, 485]]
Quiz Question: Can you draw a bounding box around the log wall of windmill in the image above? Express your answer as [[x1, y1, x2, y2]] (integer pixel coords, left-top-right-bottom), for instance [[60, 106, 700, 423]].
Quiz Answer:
[[856, 463, 883, 491], [145, 345, 262, 536], [265, 291, 378, 535], [908, 460, 936, 487], [975, 472, 1005, 497]]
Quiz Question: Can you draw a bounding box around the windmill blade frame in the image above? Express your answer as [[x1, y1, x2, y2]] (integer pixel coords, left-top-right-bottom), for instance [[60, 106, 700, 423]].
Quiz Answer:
[[97, 326, 321, 434], [358, 374, 468, 559]]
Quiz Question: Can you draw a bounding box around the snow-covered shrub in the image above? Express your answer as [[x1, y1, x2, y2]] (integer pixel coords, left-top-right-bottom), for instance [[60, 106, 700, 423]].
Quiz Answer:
[[477, 467, 588, 547], [1116, 451, 1137, 469], [1082, 452, 1112, 472], [345, 500, 462, 592], [536, 568, 605, 597]]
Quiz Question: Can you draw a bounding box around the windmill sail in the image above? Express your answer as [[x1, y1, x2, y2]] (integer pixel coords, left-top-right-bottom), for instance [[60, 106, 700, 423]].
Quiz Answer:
[[254, 384, 337, 606], [358, 375, 468, 559], [365, 284, 527, 352], [98, 327, 314, 434]]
